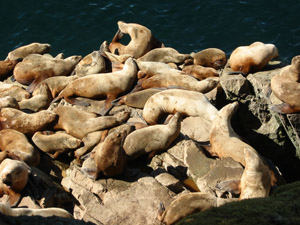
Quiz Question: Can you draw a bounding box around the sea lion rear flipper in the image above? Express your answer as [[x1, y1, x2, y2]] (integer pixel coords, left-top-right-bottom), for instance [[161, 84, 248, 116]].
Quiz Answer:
[[270, 103, 298, 114], [26, 76, 47, 93]]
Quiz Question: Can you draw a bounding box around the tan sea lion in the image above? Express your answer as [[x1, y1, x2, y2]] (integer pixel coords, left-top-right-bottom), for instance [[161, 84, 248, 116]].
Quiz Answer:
[[140, 74, 219, 93], [109, 21, 163, 58], [32, 131, 82, 159], [137, 47, 191, 64], [123, 112, 181, 159], [182, 64, 219, 80], [74, 51, 106, 76], [0, 159, 29, 206], [157, 192, 237, 225], [270, 55, 300, 113], [0, 203, 73, 218], [0, 108, 57, 135], [54, 57, 137, 109], [143, 89, 218, 125], [94, 129, 127, 178], [208, 102, 274, 199], [6, 42, 51, 61], [229, 41, 278, 74], [0, 129, 40, 166], [0, 59, 21, 81], [13, 54, 82, 92], [53, 105, 130, 139], [0, 96, 19, 109], [74, 131, 102, 160], [0, 84, 30, 102], [191, 48, 227, 69], [18, 83, 52, 112]]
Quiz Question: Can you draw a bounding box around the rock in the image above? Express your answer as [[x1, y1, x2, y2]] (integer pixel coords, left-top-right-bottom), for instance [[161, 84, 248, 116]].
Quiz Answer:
[[152, 171, 185, 194]]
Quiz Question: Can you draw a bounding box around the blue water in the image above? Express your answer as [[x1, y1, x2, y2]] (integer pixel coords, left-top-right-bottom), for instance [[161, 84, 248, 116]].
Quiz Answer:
[[1, 1, 299, 64]]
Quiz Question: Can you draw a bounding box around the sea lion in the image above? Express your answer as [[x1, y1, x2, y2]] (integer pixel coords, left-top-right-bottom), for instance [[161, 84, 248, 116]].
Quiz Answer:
[[18, 83, 52, 112], [229, 41, 278, 74], [74, 131, 102, 160], [191, 48, 227, 69], [208, 102, 274, 199], [94, 129, 127, 178], [109, 21, 162, 58], [270, 55, 300, 113], [74, 51, 106, 76], [182, 64, 219, 80], [6, 42, 51, 61], [123, 112, 181, 159], [0, 159, 29, 206], [0, 129, 40, 166], [0, 84, 30, 102], [140, 74, 219, 93], [13, 54, 82, 92], [143, 89, 218, 125], [53, 105, 130, 139], [0, 203, 73, 218], [0, 59, 21, 81], [32, 131, 82, 159], [0, 108, 57, 135], [137, 47, 191, 64], [54, 57, 137, 109], [0, 96, 19, 109], [157, 192, 237, 225]]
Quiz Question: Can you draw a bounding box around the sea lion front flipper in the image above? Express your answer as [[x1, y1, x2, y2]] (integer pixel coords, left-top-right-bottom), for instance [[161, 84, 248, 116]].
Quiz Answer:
[[26, 75, 48, 93], [270, 103, 299, 114]]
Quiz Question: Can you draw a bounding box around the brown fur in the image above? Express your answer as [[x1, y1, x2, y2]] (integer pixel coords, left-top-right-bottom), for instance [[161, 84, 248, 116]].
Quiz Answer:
[[74, 51, 106, 76], [191, 48, 227, 69], [182, 64, 219, 80], [0, 59, 21, 81], [0, 85, 30, 102], [0, 96, 19, 109], [6, 42, 51, 60]]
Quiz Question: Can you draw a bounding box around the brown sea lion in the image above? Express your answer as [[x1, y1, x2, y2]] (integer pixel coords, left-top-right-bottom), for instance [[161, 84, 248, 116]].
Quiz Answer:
[[182, 64, 219, 80], [0, 129, 40, 166], [140, 74, 219, 93], [94, 129, 127, 178], [6, 42, 51, 61], [123, 112, 181, 159], [0, 59, 21, 81], [13, 54, 82, 92], [54, 57, 137, 109], [0, 84, 30, 102], [53, 105, 130, 139], [0, 96, 19, 109], [0, 159, 29, 206], [74, 51, 106, 76], [270, 55, 300, 113], [0, 108, 57, 135], [208, 102, 274, 199], [74, 131, 102, 160], [137, 47, 191, 64], [32, 131, 82, 159], [109, 21, 163, 58], [0, 202, 73, 218], [191, 48, 227, 69], [229, 41, 278, 74], [143, 89, 218, 125]]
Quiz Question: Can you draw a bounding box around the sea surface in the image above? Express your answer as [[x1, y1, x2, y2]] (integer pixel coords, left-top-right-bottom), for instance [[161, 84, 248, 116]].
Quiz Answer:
[[1, 0, 299, 63]]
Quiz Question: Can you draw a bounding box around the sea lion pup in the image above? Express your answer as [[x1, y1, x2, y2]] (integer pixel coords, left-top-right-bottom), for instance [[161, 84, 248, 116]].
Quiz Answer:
[[123, 112, 181, 159], [182, 64, 219, 80], [208, 102, 274, 198], [109, 21, 163, 58], [143, 89, 218, 125], [229, 41, 278, 75], [137, 47, 191, 64], [32, 75, 78, 98], [32, 131, 82, 159], [6, 42, 51, 61], [53, 105, 130, 139], [140, 74, 219, 93], [0, 96, 19, 109], [191, 48, 227, 69], [270, 55, 300, 113], [0, 59, 21, 81], [0, 108, 57, 136], [0, 129, 40, 166], [74, 50, 106, 77], [13, 54, 82, 93], [0, 203, 73, 218], [54, 57, 137, 109], [0, 159, 29, 206], [18, 83, 52, 112], [93, 129, 127, 178], [0, 84, 30, 102]]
